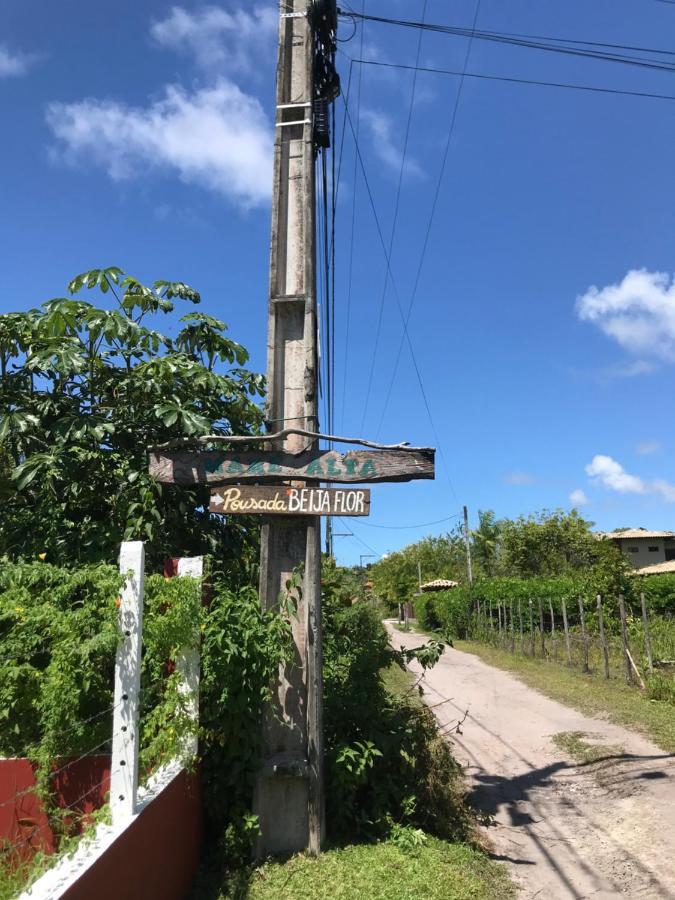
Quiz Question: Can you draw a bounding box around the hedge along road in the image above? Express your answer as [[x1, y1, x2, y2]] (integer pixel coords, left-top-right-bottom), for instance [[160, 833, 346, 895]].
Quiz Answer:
[[385, 623, 675, 900]]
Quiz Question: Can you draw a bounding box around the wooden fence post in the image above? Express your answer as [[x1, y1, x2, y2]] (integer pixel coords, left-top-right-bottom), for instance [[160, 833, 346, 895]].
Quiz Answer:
[[528, 599, 535, 658], [578, 597, 589, 673], [597, 594, 609, 679], [561, 597, 572, 666], [518, 598, 524, 654], [111, 541, 145, 826], [509, 600, 515, 652], [549, 598, 556, 661], [497, 600, 503, 642], [538, 598, 546, 659], [176, 556, 204, 758], [618, 593, 633, 684], [640, 591, 654, 673]]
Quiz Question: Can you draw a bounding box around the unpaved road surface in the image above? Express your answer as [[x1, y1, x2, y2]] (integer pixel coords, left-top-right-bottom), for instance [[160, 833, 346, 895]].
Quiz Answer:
[[386, 623, 675, 899]]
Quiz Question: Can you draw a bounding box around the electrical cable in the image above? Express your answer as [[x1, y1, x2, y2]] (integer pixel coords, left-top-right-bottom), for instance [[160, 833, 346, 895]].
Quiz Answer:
[[339, 0, 365, 432], [357, 513, 461, 530], [331, 102, 337, 444], [341, 97, 461, 508], [337, 517, 382, 557], [350, 57, 675, 104], [359, 0, 429, 435], [375, 0, 482, 438], [339, 11, 675, 76]]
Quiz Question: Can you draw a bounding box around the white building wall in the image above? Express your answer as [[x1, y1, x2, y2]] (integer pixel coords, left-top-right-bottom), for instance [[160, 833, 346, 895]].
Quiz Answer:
[[617, 538, 665, 568]]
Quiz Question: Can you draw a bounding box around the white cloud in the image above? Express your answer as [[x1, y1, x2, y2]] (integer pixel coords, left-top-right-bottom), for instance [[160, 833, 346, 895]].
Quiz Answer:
[[360, 108, 423, 179], [585, 454, 675, 503], [636, 440, 662, 456], [585, 455, 647, 494], [569, 489, 589, 507], [46, 81, 272, 208], [0, 45, 34, 77], [504, 471, 536, 486], [150, 5, 276, 73], [577, 269, 675, 361]]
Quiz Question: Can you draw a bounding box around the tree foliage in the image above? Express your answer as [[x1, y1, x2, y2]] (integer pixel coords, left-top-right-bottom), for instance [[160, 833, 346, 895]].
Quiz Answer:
[[0, 267, 265, 573], [370, 531, 467, 605]]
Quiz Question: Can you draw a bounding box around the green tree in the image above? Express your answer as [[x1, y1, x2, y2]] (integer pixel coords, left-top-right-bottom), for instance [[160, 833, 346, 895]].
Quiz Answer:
[[471, 509, 501, 576], [370, 530, 466, 607], [0, 267, 265, 573], [498, 509, 596, 577]]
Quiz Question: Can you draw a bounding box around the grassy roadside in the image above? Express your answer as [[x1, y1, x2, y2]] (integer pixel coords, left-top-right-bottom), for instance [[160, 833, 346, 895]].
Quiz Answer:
[[245, 838, 513, 900], [455, 640, 675, 753], [207, 658, 515, 900]]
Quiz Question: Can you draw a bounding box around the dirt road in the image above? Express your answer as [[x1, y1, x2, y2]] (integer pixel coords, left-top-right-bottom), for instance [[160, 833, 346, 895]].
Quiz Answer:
[[386, 623, 675, 899]]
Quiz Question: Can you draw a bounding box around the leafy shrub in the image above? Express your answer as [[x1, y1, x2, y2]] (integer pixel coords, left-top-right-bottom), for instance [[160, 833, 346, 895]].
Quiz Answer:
[[425, 590, 472, 639], [322, 575, 471, 844], [641, 575, 675, 616], [196, 581, 292, 862], [413, 595, 440, 632], [0, 561, 203, 825]]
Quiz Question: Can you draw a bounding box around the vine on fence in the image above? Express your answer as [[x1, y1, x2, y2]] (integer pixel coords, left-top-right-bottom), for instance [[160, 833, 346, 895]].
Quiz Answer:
[[0, 561, 203, 835]]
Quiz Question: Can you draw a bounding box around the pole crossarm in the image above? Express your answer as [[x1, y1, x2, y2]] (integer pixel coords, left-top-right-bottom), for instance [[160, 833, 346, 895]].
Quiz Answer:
[[149, 428, 433, 453]]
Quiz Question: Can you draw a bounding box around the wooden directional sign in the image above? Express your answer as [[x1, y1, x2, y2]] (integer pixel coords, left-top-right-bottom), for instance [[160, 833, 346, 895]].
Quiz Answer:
[[210, 486, 371, 517], [149, 447, 434, 486]]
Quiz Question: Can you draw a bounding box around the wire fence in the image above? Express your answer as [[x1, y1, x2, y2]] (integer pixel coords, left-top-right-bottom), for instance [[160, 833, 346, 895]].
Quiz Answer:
[[471, 592, 675, 692], [0, 544, 204, 888]]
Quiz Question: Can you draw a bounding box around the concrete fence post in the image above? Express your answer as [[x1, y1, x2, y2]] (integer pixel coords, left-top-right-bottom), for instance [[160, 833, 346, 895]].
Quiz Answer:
[[176, 556, 204, 758], [111, 541, 145, 826]]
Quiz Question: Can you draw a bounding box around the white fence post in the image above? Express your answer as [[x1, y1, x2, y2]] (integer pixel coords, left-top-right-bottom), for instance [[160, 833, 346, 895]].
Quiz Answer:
[[111, 541, 145, 826], [175, 557, 203, 758]]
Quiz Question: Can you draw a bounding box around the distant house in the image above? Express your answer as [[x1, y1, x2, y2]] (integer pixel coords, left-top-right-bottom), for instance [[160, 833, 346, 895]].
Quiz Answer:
[[597, 528, 675, 573]]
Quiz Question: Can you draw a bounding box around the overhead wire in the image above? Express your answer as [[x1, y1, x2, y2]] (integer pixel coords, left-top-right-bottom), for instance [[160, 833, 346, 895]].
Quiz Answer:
[[337, 517, 382, 558], [339, 0, 366, 432], [359, 0, 429, 435], [350, 57, 675, 104], [357, 514, 461, 530], [375, 0, 482, 438], [339, 11, 675, 75], [341, 96, 461, 508]]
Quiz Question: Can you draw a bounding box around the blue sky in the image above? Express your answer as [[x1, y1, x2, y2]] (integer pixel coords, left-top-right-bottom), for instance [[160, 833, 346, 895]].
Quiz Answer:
[[2, 0, 675, 565]]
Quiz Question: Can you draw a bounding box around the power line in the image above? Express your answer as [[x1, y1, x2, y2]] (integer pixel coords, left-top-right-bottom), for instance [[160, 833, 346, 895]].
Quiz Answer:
[[339, 0, 365, 432], [341, 96, 461, 508], [337, 517, 382, 558], [350, 57, 675, 104], [340, 11, 675, 76], [375, 0, 482, 438], [359, 0, 429, 435], [357, 514, 461, 530]]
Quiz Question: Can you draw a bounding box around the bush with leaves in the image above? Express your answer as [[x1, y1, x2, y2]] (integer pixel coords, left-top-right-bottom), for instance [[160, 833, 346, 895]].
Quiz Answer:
[[322, 561, 471, 844], [0, 560, 205, 848], [0, 267, 265, 575]]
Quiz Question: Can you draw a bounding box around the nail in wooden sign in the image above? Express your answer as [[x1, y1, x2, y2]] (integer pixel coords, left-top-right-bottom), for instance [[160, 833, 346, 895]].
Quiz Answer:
[[149, 447, 435, 485], [210, 486, 371, 517]]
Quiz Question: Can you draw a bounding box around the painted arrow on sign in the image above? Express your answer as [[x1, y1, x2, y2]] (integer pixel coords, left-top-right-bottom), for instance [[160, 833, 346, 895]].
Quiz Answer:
[[210, 486, 371, 516]]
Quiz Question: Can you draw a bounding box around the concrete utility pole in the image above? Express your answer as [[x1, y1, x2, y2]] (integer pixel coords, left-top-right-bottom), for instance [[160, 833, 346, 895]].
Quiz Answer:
[[255, 0, 323, 857], [463, 505, 473, 585], [255, 0, 338, 858]]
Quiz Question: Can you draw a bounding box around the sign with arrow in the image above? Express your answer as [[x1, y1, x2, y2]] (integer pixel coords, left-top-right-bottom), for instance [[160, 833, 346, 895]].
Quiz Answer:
[[210, 485, 371, 517]]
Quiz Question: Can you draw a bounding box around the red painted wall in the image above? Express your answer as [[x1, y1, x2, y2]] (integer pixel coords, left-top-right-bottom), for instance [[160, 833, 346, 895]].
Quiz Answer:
[[0, 756, 110, 867], [61, 769, 202, 900]]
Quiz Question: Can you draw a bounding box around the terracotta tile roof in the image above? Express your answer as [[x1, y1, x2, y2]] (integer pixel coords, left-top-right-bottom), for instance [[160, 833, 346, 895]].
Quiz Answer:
[[596, 529, 675, 541], [632, 560, 675, 576]]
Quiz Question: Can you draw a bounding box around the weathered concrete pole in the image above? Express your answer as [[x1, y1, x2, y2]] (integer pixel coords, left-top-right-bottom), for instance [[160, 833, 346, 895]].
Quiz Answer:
[[254, 0, 324, 857]]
